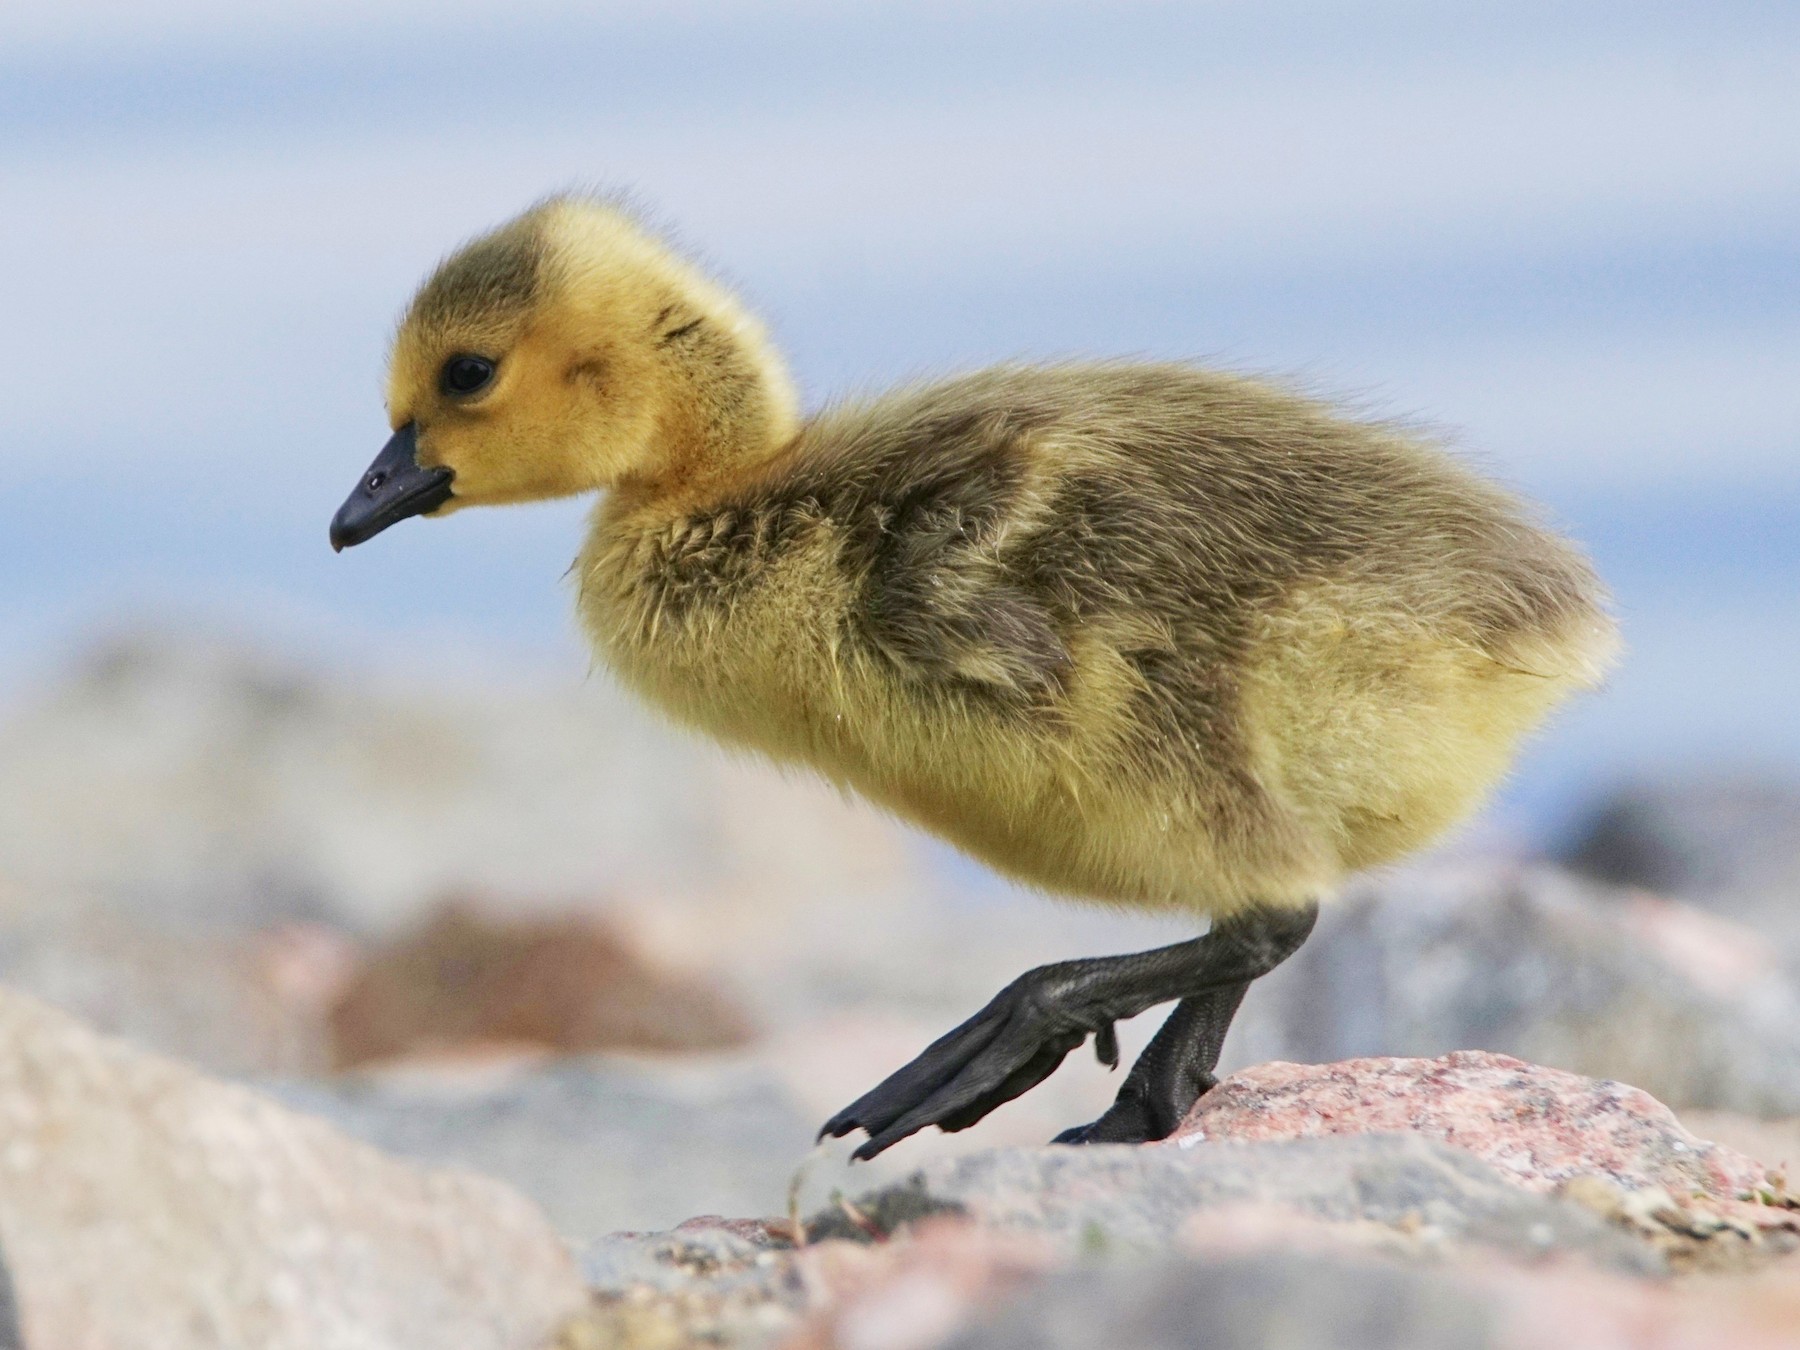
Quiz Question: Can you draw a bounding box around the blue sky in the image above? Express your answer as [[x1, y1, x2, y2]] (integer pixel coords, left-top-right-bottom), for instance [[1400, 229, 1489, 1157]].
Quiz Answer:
[[2, 0, 1797, 831]]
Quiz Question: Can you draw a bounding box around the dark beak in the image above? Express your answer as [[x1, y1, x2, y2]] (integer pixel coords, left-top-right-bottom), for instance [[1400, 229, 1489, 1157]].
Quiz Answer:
[[329, 423, 455, 551]]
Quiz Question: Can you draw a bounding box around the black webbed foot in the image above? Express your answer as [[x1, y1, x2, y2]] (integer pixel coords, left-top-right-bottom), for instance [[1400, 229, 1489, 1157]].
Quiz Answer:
[[821, 905, 1317, 1161], [1050, 1065, 1221, 1145], [818, 968, 1121, 1160]]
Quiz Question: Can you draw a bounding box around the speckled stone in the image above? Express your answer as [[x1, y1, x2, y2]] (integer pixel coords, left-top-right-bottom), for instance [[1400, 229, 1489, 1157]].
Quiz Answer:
[[1176, 1051, 1771, 1204]]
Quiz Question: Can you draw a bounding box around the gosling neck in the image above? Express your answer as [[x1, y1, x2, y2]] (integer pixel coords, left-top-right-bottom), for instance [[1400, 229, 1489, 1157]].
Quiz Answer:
[[619, 333, 802, 507]]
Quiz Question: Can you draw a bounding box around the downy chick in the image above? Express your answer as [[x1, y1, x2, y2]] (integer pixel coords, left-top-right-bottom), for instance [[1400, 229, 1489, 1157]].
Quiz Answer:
[[332, 197, 1618, 1156]]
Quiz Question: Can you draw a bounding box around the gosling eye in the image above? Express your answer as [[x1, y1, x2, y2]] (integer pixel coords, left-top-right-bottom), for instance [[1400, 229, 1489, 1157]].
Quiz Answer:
[[439, 354, 497, 398]]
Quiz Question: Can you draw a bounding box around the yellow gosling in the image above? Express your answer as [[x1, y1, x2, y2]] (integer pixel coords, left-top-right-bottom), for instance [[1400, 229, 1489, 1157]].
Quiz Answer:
[[332, 196, 1618, 1155]]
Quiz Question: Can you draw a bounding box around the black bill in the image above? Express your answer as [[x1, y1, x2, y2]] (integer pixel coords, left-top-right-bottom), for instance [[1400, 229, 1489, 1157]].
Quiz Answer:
[[329, 423, 455, 551]]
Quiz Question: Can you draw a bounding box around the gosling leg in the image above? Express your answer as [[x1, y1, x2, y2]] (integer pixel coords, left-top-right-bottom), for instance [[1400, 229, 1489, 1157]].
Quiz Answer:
[[1049, 985, 1249, 1145], [818, 900, 1319, 1160], [1051, 902, 1317, 1145], [1044, 910, 1324, 1152]]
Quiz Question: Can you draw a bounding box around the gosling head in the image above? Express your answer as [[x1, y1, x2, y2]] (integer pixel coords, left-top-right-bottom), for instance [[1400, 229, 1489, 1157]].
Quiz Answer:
[[331, 196, 799, 550]]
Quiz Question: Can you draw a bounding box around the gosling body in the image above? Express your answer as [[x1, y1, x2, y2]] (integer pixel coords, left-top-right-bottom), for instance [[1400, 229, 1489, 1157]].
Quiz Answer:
[[582, 362, 1613, 919], [333, 197, 1617, 1155]]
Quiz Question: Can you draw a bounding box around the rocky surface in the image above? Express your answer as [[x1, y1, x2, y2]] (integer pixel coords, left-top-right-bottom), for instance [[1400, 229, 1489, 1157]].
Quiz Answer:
[[0, 944, 1796, 1349], [231, 862, 1800, 1245], [567, 1213, 1800, 1350], [0, 984, 584, 1350], [1229, 862, 1800, 1118], [7, 628, 1800, 1346], [554, 1053, 1800, 1349]]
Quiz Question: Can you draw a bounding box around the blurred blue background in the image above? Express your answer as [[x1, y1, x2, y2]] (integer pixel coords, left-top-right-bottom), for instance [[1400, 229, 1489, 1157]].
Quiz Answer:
[[3, 0, 1796, 840]]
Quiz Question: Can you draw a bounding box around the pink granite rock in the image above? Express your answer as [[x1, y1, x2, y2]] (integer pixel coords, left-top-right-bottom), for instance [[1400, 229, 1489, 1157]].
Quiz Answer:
[[1174, 1051, 1772, 1206]]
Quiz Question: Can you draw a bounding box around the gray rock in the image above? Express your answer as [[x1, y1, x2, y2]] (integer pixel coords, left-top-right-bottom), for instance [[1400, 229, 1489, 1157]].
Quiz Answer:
[[837, 1135, 1657, 1273], [943, 1250, 1497, 1350], [1228, 862, 1800, 1118]]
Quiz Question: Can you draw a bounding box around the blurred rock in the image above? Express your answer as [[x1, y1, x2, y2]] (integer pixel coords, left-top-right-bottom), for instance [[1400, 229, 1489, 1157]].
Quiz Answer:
[[270, 990, 1263, 1247], [1680, 1112, 1800, 1177], [329, 903, 754, 1068], [270, 1055, 818, 1239], [1483, 1260, 1800, 1350], [784, 1218, 1060, 1350], [0, 626, 915, 937], [936, 1249, 1495, 1350], [808, 1216, 1800, 1350], [0, 624, 1204, 1070], [1559, 776, 1800, 956], [0, 983, 584, 1350], [1228, 863, 1800, 1117], [0, 881, 351, 1076], [916, 1246, 1800, 1350]]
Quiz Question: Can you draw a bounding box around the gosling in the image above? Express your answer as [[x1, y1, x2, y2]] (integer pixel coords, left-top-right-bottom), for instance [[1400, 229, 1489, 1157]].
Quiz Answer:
[[331, 197, 1617, 1158]]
